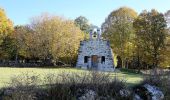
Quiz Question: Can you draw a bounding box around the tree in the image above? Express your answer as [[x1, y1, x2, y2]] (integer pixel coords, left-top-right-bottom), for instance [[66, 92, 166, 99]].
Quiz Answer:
[[0, 36, 16, 60], [74, 16, 90, 33], [161, 10, 170, 68], [0, 8, 13, 44], [165, 10, 170, 30], [11, 25, 32, 63], [0, 8, 13, 60], [160, 35, 170, 68], [133, 9, 167, 68], [10, 14, 84, 66], [102, 7, 137, 68]]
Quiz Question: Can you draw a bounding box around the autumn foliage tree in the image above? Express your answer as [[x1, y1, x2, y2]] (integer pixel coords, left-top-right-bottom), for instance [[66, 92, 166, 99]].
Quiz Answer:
[[0, 8, 13, 60], [74, 16, 90, 33], [133, 10, 167, 68], [12, 25, 32, 62], [12, 14, 84, 66], [102, 7, 169, 69], [0, 8, 13, 43], [102, 7, 137, 68]]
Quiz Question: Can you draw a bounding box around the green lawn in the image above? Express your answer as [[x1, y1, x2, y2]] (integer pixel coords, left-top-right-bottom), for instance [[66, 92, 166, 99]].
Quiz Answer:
[[0, 67, 143, 88]]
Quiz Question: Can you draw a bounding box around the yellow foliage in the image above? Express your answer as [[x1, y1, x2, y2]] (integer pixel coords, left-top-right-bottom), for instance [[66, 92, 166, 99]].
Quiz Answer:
[[25, 14, 84, 63], [0, 8, 13, 44]]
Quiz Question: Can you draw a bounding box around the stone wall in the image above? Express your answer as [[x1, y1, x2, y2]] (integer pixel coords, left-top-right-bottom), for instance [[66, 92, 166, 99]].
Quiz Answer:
[[76, 39, 115, 71]]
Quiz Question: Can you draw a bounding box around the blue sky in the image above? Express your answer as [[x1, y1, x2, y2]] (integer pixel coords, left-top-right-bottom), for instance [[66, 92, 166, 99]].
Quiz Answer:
[[0, 0, 170, 27]]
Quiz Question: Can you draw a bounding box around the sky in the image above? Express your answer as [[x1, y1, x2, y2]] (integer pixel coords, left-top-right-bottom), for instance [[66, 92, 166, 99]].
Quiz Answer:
[[0, 0, 170, 27]]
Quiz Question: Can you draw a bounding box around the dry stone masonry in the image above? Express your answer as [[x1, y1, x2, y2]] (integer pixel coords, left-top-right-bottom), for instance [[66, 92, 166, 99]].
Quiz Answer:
[[76, 29, 115, 71]]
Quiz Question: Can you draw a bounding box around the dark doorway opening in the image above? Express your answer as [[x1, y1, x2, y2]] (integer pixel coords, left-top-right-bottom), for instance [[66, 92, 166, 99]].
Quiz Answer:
[[84, 56, 88, 63], [101, 56, 105, 64]]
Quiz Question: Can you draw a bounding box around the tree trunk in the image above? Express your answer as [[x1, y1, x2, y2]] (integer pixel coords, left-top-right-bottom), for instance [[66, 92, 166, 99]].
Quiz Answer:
[[137, 52, 141, 73], [153, 50, 158, 68], [117, 56, 122, 68], [15, 53, 18, 65]]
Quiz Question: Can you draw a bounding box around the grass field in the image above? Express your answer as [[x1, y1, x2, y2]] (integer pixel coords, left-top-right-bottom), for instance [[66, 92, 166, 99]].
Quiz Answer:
[[0, 67, 143, 88]]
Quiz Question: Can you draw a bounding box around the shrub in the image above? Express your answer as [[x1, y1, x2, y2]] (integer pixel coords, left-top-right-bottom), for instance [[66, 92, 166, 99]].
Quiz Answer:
[[1, 71, 128, 100], [2, 72, 40, 100]]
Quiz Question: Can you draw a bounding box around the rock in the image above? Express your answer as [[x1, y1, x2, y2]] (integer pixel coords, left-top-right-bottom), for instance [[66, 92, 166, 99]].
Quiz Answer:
[[96, 96, 115, 100], [35, 91, 49, 100], [133, 85, 151, 100], [78, 90, 96, 100], [96, 96, 108, 100], [119, 89, 131, 97], [3, 88, 14, 96], [133, 94, 143, 100], [143, 84, 164, 100], [0, 89, 3, 95], [133, 84, 164, 100]]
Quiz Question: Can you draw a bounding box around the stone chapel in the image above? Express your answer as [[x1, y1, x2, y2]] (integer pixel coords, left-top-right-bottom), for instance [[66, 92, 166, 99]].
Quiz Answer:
[[76, 28, 115, 71]]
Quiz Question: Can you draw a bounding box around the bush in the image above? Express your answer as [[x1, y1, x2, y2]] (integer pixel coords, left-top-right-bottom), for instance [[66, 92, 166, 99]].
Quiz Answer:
[[43, 71, 128, 99], [1, 71, 128, 100], [2, 72, 40, 100]]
